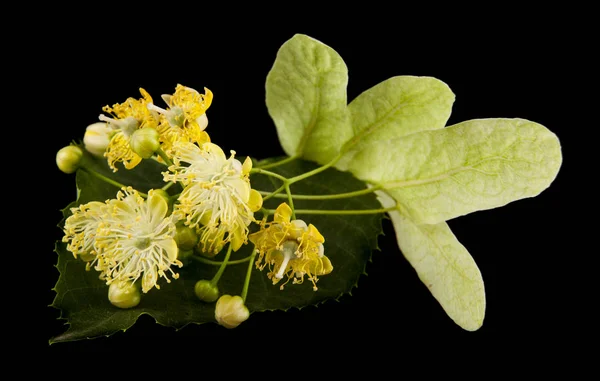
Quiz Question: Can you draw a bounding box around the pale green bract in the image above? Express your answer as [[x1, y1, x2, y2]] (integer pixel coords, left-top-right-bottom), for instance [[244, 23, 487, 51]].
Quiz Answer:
[[336, 76, 455, 170], [266, 34, 353, 164], [350, 118, 562, 224], [377, 191, 485, 331], [265, 34, 562, 332]]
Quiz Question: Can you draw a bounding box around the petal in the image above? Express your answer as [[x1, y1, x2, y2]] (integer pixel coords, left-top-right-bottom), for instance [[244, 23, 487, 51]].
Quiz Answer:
[[289, 219, 308, 240], [147, 190, 169, 215], [274, 203, 292, 223], [157, 238, 179, 262], [230, 226, 246, 252], [307, 224, 325, 243], [204, 142, 226, 162], [242, 156, 253, 175], [142, 267, 158, 293], [247, 189, 263, 212], [226, 178, 250, 203], [196, 113, 209, 131], [202, 88, 214, 109], [309, 255, 333, 275]]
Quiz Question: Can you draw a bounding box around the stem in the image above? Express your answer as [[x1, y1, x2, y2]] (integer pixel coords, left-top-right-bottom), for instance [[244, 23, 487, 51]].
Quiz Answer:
[[261, 207, 274, 216], [150, 156, 168, 166], [161, 181, 175, 191], [261, 184, 286, 201], [256, 156, 298, 170], [241, 251, 257, 302], [250, 168, 289, 182], [287, 153, 342, 185], [285, 183, 296, 219], [256, 185, 383, 201], [80, 167, 148, 198], [210, 244, 233, 286], [277, 206, 398, 215], [156, 147, 174, 167], [191, 254, 253, 266]]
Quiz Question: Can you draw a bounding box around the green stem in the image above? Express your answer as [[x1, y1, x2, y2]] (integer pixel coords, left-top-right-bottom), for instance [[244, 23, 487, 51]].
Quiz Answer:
[[256, 156, 298, 170], [265, 206, 398, 215], [287, 153, 342, 185], [241, 251, 257, 302], [150, 156, 168, 166], [191, 254, 253, 266], [156, 147, 174, 167], [261, 208, 274, 216], [256, 185, 382, 201], [80, 167, 148, 198], [210, 244, 233, 286], [285, 183, 296, 219], [156, 147, 187, 190], [262, 184, 286, 201], [161, 181, 175, 191], [250, 168, 289, 182]]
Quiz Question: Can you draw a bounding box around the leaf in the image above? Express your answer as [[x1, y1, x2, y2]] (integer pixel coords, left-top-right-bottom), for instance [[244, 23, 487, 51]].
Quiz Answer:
[[336, 76, 455, 170], [266, 34, 353, 164], [350, 118, 562, 224], [376, 190, 485, 331], [50, 157, 383, 343]]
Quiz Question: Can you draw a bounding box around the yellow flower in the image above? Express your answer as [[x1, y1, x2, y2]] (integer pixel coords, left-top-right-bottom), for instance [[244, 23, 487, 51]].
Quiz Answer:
[[99, 88, 160, 171], [63, 187, 182, 293], [249, 203, 333, 291], [149, 85, 213, 155], [63, 201, 107, 261], [164, 141, 262, 256]]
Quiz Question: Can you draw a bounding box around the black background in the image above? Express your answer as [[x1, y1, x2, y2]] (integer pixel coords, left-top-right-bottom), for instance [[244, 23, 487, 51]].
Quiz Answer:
[[33, 5, 582, 364]]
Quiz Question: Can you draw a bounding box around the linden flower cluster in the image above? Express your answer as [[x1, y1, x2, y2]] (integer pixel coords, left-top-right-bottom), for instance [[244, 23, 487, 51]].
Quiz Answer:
[[249, 203, 332, 291], [95, 85, 212, 171], [56, 84, 333, 329], [63, 188, 181, 294]]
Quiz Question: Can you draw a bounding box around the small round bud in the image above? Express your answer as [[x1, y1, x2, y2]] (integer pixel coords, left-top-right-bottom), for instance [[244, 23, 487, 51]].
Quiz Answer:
[[175, 224, 199, 251], [178, 249, 194, 265], [79, 253, 96, 262], [108, 282, 141, 309], [83, 122, 112, 157], [195, 280, 219, 303], [129, 127, 160, 159], [56, 145, 83, 174], [215, 295, 249, 329]]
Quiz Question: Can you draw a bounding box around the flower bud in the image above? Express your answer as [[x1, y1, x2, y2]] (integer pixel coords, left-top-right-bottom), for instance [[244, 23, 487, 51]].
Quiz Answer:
[[129, 127, 160, 159], [56, 145, 83, 174], [83, 122, 112, 157], [108, 282, 141, 309], [178, 249, 193, 266], [215, 294, 249, 329], [195, 280, 219, 303], [175, 224, 199, 251]]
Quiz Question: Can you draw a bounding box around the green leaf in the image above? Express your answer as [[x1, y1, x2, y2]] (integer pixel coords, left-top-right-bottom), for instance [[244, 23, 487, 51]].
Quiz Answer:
[[336, 76, 455, 170], [376, 191, 485, 331], [350, 118, 562, 224], [51, 157, 382, 343], [266, 34, 353, 164]]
